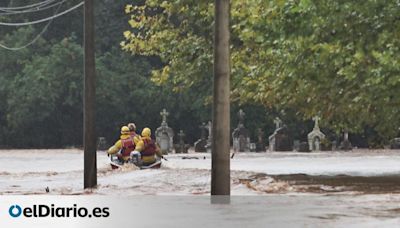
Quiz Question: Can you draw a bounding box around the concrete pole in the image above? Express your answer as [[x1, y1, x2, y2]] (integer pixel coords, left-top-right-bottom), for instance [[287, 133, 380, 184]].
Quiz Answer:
[[211, 0, 231, 196], [84, 0, 97, 189]]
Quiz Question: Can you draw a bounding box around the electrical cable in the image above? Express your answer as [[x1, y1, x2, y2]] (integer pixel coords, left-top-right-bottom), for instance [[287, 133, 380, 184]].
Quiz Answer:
[[0, 0, 56, 11], [0, 1, 83, 26], [0, 1, 68, 50], [0, 0, 66, 15]]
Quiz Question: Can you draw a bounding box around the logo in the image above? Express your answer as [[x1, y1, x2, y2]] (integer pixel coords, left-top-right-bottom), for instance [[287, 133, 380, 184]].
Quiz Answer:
[[7, 204, 109, 218], [9, 205, 22, 218]]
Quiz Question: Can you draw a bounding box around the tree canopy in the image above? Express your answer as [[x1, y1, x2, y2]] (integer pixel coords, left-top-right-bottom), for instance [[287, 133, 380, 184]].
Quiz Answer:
[[0, 0, 223, 148], [122, 0, 400, 140], [0, 0, 399, 148]]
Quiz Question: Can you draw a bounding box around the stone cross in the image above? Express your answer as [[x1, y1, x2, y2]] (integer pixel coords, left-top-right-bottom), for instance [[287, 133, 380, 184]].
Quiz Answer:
[[160, 109, 169, 124], [274, 117, 282, 130], [312, 116, 321, 130]]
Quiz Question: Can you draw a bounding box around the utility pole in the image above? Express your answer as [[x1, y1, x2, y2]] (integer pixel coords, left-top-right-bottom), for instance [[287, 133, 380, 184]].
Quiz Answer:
[[84, 0, 97, 189], [211, 0, 230, 196]]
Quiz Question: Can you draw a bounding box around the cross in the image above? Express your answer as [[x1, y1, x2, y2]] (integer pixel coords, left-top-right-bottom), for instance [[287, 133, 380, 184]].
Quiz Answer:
[[160, 108, 169, 123], [312, 116, 321, 129], [274, 117, 282, 129]]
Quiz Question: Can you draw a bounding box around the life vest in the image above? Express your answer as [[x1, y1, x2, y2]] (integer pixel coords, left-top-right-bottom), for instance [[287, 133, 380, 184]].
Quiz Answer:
[[121, 138, 135, 157], [141, 138, 157, 157]]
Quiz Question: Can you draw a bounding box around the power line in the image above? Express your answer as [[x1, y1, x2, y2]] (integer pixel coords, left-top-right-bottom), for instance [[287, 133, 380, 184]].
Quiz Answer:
[[0, 1, 66, 51], [0, 0, 66, 15], [0, 24, 49, 50], [0, 1, 83, 26], [0, 0, 57, 11]]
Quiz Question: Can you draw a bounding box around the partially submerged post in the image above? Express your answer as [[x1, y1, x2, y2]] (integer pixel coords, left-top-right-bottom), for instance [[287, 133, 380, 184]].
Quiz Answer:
[[211, 0, 231, 198], [84, 0, 97, 189]]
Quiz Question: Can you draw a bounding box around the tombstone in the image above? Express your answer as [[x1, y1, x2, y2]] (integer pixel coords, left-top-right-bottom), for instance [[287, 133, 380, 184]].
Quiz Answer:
[[331, 140, 338, 151], [339, 130, 352, 151], [255, 128, 266, 152], [390, 127, 400, 149], [205, 121, 212, 153], [174, 130, 190, 153], [97, 137, 107, 150], [269, 117, 282, 151], [155, 109, 174, 154], [232, 109, 250, 152], [293, 140, 300, 151], [390, 138, 400, 149], [194, 123, 208, 152], [298, 142, 311, 152], [249, 143, 256, 152], [275, 127, 293, 151], [321, 138, 333, 151], [269, 117, 293, 151], [307, 116, 325, 151]]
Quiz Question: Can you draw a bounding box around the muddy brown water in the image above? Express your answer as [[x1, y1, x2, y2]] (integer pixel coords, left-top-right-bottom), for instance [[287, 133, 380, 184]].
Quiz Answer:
[[247, 173, 400, 194]]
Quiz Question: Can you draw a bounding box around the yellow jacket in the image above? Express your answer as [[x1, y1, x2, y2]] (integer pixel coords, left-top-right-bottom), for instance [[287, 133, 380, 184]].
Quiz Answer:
[[135, 136, 163, 164]]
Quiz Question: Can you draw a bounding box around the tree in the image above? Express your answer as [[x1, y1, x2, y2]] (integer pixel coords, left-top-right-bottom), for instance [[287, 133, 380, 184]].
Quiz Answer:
[[0, 0, 226, 149], [5, 36, 84, 147], [122, 0, 400, 141]]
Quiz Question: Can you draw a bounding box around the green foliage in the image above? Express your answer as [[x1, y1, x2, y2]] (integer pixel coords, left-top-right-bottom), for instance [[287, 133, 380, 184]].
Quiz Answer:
[[3, 35, 83, 147], [1, 0, 399, 148], [0, 0, 218, 147], [122, 0, 400, 141]]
